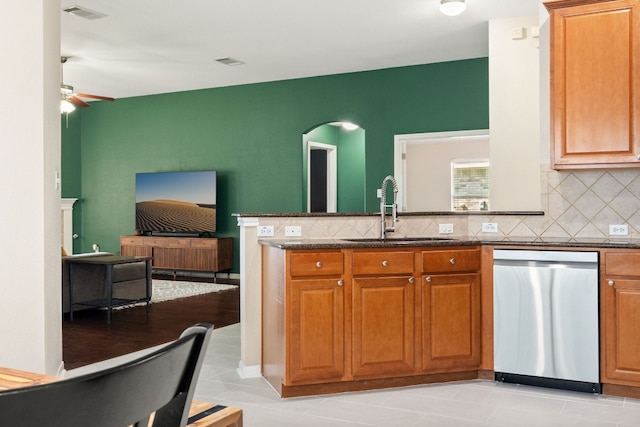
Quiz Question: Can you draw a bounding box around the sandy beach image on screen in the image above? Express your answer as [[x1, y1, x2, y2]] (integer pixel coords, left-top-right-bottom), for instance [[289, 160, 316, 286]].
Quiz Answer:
[[136, 200, 216, 232]]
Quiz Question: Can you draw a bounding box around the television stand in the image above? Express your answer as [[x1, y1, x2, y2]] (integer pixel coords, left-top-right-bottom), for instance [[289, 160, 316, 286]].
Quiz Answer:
[[120, 236, 233, 279]]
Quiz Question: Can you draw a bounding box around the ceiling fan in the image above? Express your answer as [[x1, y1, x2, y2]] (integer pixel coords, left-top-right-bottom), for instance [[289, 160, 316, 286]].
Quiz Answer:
[[60, 56, 115, 112]]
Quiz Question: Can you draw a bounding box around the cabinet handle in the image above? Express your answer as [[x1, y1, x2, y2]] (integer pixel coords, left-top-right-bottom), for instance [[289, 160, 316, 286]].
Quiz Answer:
[[408, 277, 414, 284], [450, 258, 456, 264], [337, 279, 344, 286], [426, 276, 432, 283], [608, 280, 615, 287], [382, 260, 388, 267], [316, 261, 322, 268]]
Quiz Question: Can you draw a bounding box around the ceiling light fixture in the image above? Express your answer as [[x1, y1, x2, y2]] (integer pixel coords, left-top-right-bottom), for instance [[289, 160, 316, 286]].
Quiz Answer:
[[342, 122, 359, 131], [61, 99, 76, 114], [440, 0, 466, 16]]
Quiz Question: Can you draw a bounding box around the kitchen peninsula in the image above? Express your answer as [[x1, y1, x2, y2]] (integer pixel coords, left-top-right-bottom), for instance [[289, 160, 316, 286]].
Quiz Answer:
[[236, 211, 640, 400], [262, 238, 482, 397], [259, 234, 640, 399]]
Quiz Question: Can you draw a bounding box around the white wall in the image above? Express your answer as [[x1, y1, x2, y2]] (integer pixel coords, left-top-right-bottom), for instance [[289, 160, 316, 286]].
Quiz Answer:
[[0, 0, 62, 375], [405, 137, 490, 211], [489, 16, 541, 211]]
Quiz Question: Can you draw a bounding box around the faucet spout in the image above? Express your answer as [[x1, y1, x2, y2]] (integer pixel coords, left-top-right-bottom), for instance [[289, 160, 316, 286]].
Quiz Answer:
[[380, 175, 399, 239]]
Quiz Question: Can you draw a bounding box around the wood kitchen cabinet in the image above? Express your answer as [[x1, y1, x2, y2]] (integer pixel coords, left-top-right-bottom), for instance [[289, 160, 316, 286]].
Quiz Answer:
[[420, 247, 481, 373], [287, 251, 345, 384], [545, 0, 640, 169], [351, 250, 415, 378], [601, 250, 640, 394], [262, 247, 345, 395], [262, 243, 482, 397]]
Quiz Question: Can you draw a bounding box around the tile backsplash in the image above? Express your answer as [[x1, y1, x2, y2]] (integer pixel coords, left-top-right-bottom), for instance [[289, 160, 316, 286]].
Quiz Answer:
[[488, 166, 640, 239], [255, 166, 640, 240]]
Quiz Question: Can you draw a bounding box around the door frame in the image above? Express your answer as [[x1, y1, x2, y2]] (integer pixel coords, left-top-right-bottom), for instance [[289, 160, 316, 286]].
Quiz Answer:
[[307, 141, 337, 213]]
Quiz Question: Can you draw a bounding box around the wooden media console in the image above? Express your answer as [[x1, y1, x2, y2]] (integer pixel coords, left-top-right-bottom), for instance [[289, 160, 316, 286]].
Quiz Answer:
[[120, 236, 233, 277]]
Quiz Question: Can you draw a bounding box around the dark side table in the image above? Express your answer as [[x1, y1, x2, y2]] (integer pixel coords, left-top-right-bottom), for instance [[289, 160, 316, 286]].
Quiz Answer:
[[66, 255, 152, 323]]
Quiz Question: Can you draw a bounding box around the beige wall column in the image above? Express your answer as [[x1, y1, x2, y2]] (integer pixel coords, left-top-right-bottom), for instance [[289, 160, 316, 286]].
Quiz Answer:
[[0, 0, 62, 374], [489, 16, 541, 211], [236, 217, 262, 378]]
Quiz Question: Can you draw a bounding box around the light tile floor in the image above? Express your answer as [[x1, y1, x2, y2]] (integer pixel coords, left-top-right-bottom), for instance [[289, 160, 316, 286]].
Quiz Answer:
[[194, 324, 640, 427], [67, 323, 640, 426]]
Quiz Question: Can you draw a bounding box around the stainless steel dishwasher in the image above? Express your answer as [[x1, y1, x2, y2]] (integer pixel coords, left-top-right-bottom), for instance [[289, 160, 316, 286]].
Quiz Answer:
[[493, 249, 600, 393]]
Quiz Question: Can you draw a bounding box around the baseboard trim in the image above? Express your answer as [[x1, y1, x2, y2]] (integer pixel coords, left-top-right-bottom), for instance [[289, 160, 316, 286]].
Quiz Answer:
[[602, 383, 640, 399], [477, 369, 494, 380], [56, 361, 66, 378], [279, 370, 479, 398], [236, 361, 261, 379]]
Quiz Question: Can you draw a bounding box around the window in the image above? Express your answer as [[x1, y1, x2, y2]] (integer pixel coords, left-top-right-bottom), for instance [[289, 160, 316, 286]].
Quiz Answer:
[[451, 159, 489, 211]]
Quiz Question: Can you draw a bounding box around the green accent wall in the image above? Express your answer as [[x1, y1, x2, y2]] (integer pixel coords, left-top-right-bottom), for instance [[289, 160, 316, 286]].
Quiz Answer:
[[337, 126, 366, 212], [61, 58, 489, 271]]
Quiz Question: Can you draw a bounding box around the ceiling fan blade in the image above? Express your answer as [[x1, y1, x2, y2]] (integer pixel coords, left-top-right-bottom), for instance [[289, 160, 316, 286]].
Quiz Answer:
[[76, 93, 115, 102], [68, 96, 91, 108]]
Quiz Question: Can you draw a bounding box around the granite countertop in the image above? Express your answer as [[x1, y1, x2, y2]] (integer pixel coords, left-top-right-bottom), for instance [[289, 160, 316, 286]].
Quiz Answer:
[[259, 236, 640, 250], [233, 211, 545, 217]]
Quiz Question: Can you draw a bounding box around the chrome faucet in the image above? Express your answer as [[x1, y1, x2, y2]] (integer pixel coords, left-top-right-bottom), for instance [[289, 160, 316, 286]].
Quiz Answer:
[[380, 175, 399, 239]]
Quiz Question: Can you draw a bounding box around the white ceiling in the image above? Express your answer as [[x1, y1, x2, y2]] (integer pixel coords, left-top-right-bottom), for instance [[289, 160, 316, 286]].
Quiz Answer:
[[60, 0, 541, 100]]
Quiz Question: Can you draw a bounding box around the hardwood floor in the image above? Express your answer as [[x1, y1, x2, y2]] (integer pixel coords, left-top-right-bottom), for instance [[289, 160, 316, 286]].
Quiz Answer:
[[62, 275, 240, 370]]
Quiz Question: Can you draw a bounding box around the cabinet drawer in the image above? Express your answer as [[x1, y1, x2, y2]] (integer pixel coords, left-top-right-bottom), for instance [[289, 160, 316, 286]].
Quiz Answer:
[[422, 248, 480, 273], [190, 239, 218, 249], [604, 251, 640, 276], [289, 252, 343, 277], [120, 236, 144, 246], [352, 251, 414, 275], [146, 237, 190, 248]]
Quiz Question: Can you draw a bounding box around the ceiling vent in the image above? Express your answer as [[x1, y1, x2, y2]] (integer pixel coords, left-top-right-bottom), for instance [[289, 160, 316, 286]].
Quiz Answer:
[[215, 57, 245, 66], [63, 5, 108, 20]]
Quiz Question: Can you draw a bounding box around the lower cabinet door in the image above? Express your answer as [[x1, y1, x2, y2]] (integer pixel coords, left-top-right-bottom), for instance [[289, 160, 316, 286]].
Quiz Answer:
[[182, 248, 217, 271], [352, 276, 415, 378], [603, 278, 640, 385], [287, 278, 344, 384], [420, 273, 480, 372]]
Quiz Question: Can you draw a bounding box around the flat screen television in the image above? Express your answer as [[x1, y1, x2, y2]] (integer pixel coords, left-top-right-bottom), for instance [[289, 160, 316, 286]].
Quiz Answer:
[[135, 170, 217, 236]]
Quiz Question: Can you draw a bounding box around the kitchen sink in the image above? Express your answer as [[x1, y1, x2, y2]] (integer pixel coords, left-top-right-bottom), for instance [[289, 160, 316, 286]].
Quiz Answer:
[[344, 237, 456, 244]]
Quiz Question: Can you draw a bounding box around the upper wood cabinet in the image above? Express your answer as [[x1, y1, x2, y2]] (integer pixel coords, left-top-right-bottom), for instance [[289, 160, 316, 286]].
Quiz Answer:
[[545, 0, 640, 169]]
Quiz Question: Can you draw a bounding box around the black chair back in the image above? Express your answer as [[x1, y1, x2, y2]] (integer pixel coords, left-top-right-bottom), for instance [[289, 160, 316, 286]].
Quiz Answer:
[[0, 323, 213, 427]]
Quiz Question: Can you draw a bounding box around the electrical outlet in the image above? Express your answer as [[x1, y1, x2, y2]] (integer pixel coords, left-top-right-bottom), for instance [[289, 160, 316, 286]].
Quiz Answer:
[[285, 226, 302, 237], [609, 224, 629, 236], [482, 223, 498, 233], [257, 225, 274, 237], [438, 224, 454, 234]]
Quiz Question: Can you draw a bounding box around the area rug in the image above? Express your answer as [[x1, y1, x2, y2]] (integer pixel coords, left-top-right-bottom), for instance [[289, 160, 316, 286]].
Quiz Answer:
[[113, 280, 237, 310], [150, 279, 237, 303]]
